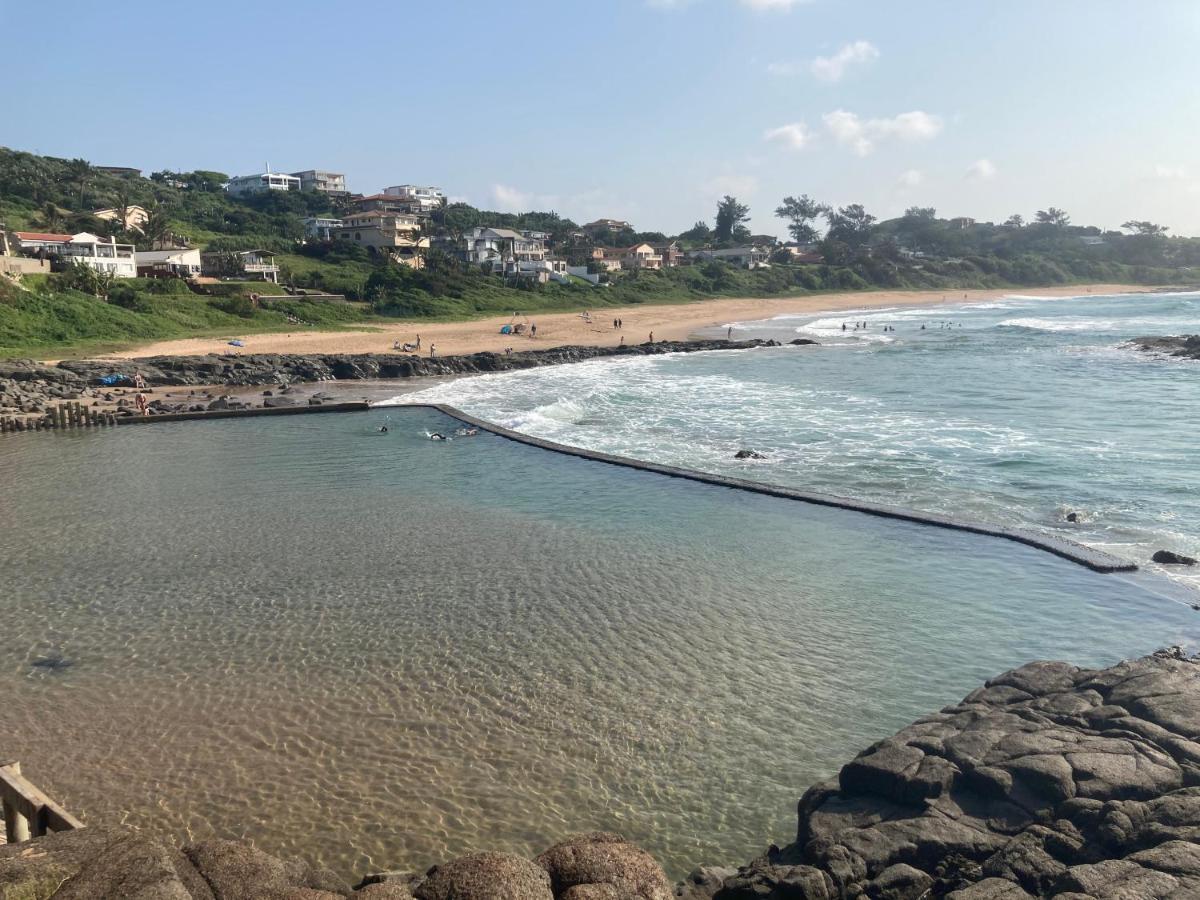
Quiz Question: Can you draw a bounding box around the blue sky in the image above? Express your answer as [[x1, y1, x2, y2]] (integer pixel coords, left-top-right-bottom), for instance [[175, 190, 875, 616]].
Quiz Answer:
[[5, 0, 1200, 236]]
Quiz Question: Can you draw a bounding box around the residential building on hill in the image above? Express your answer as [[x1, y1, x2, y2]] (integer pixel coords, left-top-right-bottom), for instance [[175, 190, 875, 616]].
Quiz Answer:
[[303, 216, 342, 240], [290, 170, 348, 195], [593, 244, 662, 270], [350, 194, 430, 217], [383, 185, 445, 211], [13, 231, 137, 277], [460, 227, 547, 265], [200, 249, 280, 282], [93, 205, 149, 233], [225, 172, 301, 196], [582, 218, 632, 234], [689, 246, 771, 269], [653, 241, 683, 267], [337, 212, 428, 267], [135, 248, 202, 279]]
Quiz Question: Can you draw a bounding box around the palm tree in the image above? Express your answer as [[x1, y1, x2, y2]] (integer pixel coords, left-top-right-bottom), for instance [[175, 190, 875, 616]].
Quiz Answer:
[[39, 201, 65, 232], [140, 203, 173, 250], [66, 158, 91, 210]]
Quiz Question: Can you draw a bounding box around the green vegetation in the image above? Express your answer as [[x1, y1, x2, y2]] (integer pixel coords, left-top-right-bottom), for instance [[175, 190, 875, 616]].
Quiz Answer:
[[1, 146, 1197, 359]]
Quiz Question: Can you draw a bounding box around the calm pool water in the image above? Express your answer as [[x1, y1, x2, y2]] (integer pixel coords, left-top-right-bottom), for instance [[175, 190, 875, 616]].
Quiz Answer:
[[1, 407, 1195, 877]]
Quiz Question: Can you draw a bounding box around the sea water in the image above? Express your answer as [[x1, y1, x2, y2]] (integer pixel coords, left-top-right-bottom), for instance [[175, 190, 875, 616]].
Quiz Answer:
[[0, 405, 1196, 879], [402, 290, 1200, 593]]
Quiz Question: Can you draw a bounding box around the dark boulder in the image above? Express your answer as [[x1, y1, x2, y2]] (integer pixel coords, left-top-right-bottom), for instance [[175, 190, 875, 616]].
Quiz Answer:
[[789, 339, 820, 346], [733, 450, 766, 460], [1153, 549, 1197, 566]]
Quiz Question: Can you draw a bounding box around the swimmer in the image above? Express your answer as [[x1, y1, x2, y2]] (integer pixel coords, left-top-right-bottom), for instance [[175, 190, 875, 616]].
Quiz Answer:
[[377, 424, 389, 433], [428, 432, 447, 441]]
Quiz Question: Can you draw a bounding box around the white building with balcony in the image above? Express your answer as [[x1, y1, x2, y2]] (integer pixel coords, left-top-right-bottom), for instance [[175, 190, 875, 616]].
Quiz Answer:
[[461, 227, 546, 265], [291, 170, 348, 195], [382, 185, 445, 211], [14, 231, 137, 277], [303, 217, 342, 240], [135, 248, 202, 279], [225, 172, 301, 196]]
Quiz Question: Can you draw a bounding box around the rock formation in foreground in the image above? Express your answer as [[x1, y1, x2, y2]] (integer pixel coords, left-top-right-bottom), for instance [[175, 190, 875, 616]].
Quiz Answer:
[[3, 651, 1198, 899], [1126, 334, 1200, 360]]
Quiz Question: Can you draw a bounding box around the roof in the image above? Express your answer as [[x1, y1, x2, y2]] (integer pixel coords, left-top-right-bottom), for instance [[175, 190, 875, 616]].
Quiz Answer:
[[356, 194, 413, 203], [14, 231, 73, 242]]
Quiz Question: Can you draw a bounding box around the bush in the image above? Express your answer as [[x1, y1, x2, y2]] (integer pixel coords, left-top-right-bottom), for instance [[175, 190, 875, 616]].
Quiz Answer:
[[211, 295, 256, 318]]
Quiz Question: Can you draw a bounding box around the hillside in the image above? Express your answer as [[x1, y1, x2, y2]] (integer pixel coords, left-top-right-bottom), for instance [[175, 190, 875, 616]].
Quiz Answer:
[[1, 147, 1197, 358]]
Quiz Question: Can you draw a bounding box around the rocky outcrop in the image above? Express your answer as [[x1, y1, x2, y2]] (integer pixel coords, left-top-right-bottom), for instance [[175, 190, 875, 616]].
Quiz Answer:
[[1125, 334, 1200, 360], [3, 652, 1197, 899], [704, 649, 1200, 898], [1153, 550, 1197, 566], [0, 340, 790, 427], [51, 340, 783, 389]]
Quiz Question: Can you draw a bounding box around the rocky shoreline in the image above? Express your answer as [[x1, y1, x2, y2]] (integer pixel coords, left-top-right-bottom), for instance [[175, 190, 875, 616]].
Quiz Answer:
[[1125, 334, 1200, 360], [0, 339, 809, 428], [4, 650, 1198, 899]]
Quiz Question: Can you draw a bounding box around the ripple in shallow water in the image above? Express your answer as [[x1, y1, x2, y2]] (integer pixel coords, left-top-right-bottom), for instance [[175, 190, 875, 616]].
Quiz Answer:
[[0, 408, 1196, 878]]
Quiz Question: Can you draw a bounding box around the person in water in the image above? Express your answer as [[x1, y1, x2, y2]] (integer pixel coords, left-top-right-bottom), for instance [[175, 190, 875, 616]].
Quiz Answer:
[[378, 424, 388, 433], [429, 432, 446, 441]]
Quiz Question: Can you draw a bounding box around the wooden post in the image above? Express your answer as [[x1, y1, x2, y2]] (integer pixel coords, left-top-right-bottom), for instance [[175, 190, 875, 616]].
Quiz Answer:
[[57, 405, 66, 429], [1, 762, 31, 844]]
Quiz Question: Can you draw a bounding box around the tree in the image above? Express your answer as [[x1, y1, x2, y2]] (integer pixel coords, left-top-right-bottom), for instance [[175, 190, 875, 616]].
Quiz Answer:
[[141, 203, 173, 249], [775, 194, 828, 244], [677, 220, 712, 246], [824, 203, 876, 247], [1003, 214, 1025, 228], [903, 206, 937, 221], [39, 201, 65, 232], [66, 158, 91, 209], [1034, 208, 1070, 228], [1121, 220, 1169, 237], [714, 195, 750, 244]]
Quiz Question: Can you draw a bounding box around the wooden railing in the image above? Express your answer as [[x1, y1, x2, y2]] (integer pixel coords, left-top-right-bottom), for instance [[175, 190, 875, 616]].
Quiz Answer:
[[0, 761, 84, 844]]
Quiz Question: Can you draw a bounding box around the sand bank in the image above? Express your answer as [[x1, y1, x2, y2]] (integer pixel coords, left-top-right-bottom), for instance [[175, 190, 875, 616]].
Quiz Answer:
[[94, 284, 1159, 361]]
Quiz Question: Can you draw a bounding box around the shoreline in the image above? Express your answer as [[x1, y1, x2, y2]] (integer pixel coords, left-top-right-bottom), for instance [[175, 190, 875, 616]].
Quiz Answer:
[[86, 283, 1166, 362]]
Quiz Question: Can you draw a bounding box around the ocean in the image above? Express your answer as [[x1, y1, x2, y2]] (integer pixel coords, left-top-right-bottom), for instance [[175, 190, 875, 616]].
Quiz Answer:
[[399, 290, 1200, 596]]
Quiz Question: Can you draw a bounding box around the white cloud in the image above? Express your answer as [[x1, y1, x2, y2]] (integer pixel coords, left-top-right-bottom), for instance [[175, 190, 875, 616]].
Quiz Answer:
[[822, 109, 943, 156], [703, 174, 759, 197], [810, 40, 879, 82], [898, 169, 924, 187], [490, 184, 560, 212], [1154, 164, 1189, 180], [966, 158, 997, 180], [740, 0, 809, 9], [763, 122, 812, 151]]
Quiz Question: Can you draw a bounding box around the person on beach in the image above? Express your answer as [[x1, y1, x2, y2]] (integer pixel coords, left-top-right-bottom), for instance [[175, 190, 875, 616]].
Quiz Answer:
[[531, 323, 537, 337], [430, 344, 437, 358], [135, 392, 148, 416], [416, 335, 421, 350], [619, 335, 625, 346], [614, 318, 619, 329], [727, 326, 733, 339], [649, 332, 654, 343]]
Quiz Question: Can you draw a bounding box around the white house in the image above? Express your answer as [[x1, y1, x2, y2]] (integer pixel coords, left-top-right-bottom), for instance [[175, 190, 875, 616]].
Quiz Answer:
[[303, 216, 342, 240], [200, 249, 281, 283], [93, 205, 149, 232], [135, 248, 202, 278], [290, 170, 348, 195], [688, 246, 771, 269], [14, 231, 137, 277], [225, 172, 301, 196], [382, 185, 445, 211], [461, 227, 546, 265]]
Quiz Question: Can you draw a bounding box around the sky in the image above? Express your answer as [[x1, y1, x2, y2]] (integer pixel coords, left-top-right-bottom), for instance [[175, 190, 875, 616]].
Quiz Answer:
[[4, 0, 1200, 236]]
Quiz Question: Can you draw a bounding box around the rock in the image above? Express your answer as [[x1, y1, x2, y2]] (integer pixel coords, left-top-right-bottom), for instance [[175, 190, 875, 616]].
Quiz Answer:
[[674, 866, 736, 900], [356, 883, 416, 899], [0, 828, 209, 900], [789, 339, 820, 346], [866, 862, 932, 899], [183, 838, 349, 900], [262, 396, 298, 408], [414, 852, 553, 900], [945, 878, 1034, 899], [206, 396, 231, 411], [733, 450, 766, 460], [1065, 512, 1078, 523], [713, 859, 836, 899], [1153, 549, 1197, 566], [536, 833, 671, 900], [1126, 334, 1200, 360]]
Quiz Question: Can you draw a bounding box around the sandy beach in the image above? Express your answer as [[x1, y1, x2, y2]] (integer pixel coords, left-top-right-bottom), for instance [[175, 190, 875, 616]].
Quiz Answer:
[[95, 284, 1160, 361]]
